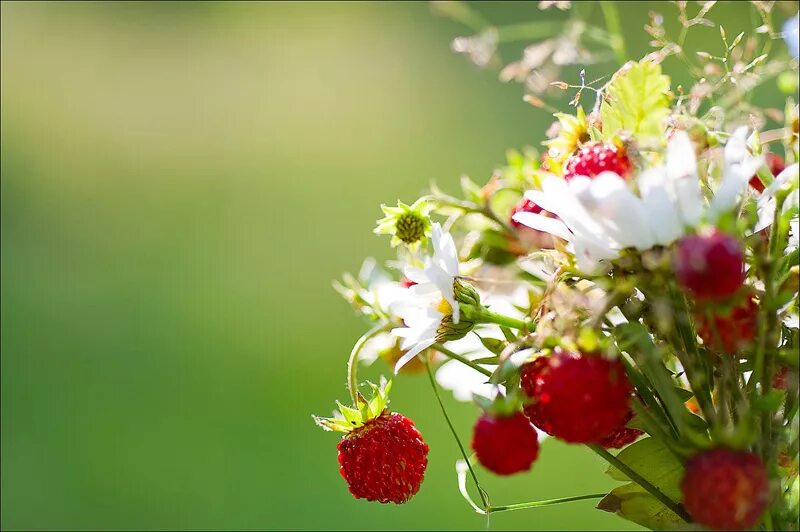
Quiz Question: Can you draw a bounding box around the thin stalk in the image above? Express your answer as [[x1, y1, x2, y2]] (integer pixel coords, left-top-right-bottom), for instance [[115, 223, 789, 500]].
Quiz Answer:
[[433, 343, 493, 377], [589, 445, 691, 523], [489, 493, 607, 513], [475, 308, 529, 332], [600, 2, 627, 65], [425, 359, 489, 509], [346, 322, 390, 404]]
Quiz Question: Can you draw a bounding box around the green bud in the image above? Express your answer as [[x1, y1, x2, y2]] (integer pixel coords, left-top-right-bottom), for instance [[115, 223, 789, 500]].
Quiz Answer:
[[453, 278, 481, 307], [436, 314, 475, 343]]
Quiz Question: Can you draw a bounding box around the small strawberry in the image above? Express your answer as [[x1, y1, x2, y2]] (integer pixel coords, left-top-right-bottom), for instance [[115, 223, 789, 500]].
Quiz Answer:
[[519, 352, 632, 443], [681, 448, 769, 531], [674, 230, 745, 302], [563, 141, 632, 181], [598, 411, 643, 449], [314, 379, 428, 504], [695, 296, 758, 354], [471, 411, 540, 475], [749, 152, 786, 192]]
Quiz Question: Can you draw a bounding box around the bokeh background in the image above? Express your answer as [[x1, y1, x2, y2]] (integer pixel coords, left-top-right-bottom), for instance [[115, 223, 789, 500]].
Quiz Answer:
[[1, 2, 794, 530]]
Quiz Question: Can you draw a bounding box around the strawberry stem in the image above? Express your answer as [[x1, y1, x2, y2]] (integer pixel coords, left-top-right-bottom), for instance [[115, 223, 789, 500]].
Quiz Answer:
[[488, 493, 607, 513], [346, 322, 391, 405]]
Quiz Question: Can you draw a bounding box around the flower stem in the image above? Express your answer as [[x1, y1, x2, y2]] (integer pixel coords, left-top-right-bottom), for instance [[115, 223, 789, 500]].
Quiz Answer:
[[346, 322, 391, 405], [588, 444, 691, 523], [489, 493, 607, 514], [475, 308, 529, 332], [600, 2, 627, 65], [432, 343, 493, 377], [425, 359, 490, 510]]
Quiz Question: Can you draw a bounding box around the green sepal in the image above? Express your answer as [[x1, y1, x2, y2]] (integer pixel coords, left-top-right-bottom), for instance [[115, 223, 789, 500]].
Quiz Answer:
[[313, 377, 393, 433]]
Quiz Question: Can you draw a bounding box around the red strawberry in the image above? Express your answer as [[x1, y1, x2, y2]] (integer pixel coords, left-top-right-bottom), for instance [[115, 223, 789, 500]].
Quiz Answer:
[[681, 448, 769, 531], [598, 411, 643, 449], [749, 152, 786, 193], [674, 230, 744, 302], [564, 141, 632, 181], [773, 366, 790, 390], [519, 352, 632, 443], [695, 296, 758, 353], [471, 412, 540, 475], [337, 412, 428, 504]]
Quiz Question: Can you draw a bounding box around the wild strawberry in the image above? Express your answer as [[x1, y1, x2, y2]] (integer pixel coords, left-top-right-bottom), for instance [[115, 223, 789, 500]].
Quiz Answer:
[[681, 448, 769, 531], [471, 412, 540, 475], [695, 296, 758, 353], [337, 412, 428, 503], [315, 380, 428, 504], [563, 141, 632, 181], [519, 352, 632, 443], [749, 152, 786, 192], [773, 366, 790, 390], [598, 411, 643, 449], [674, 230, 745, 302]]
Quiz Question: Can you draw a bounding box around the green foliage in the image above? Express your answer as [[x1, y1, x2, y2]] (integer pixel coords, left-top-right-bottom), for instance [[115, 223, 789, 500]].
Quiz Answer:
[[600, 61, 672, 141], [599, 438, 685, 530]]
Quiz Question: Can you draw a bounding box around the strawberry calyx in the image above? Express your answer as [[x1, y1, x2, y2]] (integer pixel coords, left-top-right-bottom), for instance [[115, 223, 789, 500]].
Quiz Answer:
[[313, 377, 392, 433]]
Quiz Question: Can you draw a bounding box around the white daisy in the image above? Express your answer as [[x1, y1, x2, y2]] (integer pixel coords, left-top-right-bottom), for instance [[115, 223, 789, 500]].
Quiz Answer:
[[390, 223, 463, 372], [754, 163, 800, 240], [513, 128, 762, 273]]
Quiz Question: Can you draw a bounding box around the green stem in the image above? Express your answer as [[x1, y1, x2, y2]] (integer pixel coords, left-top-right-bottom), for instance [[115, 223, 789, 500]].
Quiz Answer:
[[425, 359, 490, 509], [489, 493, 607, 513], [346, 322, 391, 404], [432, 343, 493, 377], [474, 308, 529, 332], [589, 445, 691, 523], [600, 2, 627, 65]]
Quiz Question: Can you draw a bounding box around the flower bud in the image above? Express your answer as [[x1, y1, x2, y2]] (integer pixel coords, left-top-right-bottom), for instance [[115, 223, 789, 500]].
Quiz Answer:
[[453, 279, 481, 307], [436, 314, 475, 343]]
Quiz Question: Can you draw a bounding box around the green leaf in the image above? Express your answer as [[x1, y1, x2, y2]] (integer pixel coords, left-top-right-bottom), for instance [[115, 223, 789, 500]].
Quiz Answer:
[[597, 483, 684, 530], [600, 438, 686, 530], [605, 438, 683, 497], [600, 61, 672, 141]]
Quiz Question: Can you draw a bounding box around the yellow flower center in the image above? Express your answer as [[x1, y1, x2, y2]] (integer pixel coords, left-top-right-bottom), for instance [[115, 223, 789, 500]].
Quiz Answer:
[[436, 297, 453, 316]]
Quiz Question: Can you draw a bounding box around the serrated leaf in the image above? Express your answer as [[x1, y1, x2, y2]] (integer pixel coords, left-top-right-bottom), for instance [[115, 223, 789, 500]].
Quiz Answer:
[[600, 61, 672, 141], [597, 483, 684, 530], [605, 438, 683, 500]]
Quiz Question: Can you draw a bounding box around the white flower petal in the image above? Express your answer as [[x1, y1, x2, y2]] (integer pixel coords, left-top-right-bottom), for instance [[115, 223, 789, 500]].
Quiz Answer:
[[512, 211, 574, 241], [638, 167, 684, 245]]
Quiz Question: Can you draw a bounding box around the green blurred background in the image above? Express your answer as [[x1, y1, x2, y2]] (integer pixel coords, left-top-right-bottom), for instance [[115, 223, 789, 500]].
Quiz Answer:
[[1, 2, 792, 530]]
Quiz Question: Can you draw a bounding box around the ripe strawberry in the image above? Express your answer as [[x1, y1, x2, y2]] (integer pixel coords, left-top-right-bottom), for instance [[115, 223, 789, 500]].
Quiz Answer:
[[471, 412, 540, 475], [337, 412, 429, 503], [674, 230, 745, 302], [315, 380, 428, 504], [749, 152, 786, 192], [598, 411, 643, 449], [563, 141, 632, 181], [695, 296, 758, 354], [519, 352, 632, 443], [681, 448, 769, 531]]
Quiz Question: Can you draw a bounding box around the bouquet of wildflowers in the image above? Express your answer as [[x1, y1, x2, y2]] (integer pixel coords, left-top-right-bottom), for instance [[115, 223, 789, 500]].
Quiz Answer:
[[315, 2, 800, 530]]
